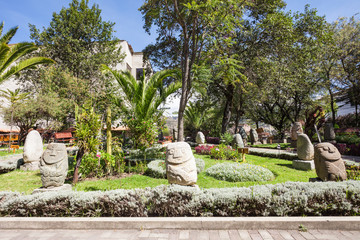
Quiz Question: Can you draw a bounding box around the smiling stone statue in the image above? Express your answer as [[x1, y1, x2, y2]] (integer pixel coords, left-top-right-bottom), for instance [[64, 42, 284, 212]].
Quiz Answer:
[[166, 142, 197, 186], [39, 143, 68, 188]]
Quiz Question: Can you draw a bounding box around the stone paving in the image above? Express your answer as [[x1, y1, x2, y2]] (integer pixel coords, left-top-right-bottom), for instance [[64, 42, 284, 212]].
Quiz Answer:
[[0, 229, 359, 240]]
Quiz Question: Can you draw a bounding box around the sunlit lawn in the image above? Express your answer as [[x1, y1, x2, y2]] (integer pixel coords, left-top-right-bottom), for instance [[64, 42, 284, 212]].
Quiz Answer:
[[0, 153, 317, 194]]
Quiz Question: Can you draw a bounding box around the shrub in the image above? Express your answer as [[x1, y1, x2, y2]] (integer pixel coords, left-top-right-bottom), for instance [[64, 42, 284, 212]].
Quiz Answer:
[[1, 181, 360, 217], [195, 145, 213, 155], [124, 117, 160, 150], [146, 160, 167, 178], [206, 137, 220, 144], [205, 163, 275, 182], [210, 144, 241, 160], [249, 148, 298, 160], [220, 132, 233, 145], [146, 158, 206, 179], [335, 143, 360, 156], [345, 161, 360, 180], [336, 135, 360, 145], [125, 145, 166, 161]]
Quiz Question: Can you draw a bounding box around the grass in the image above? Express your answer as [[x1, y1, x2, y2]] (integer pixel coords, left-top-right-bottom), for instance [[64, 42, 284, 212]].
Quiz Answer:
[[249, 143, 291, 149], [0, 149, 23, 157], [0, 153, 317, 194], [0, 170, 42, 194]]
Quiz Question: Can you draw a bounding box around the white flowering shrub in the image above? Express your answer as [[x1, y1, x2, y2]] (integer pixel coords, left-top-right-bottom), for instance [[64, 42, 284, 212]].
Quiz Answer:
[[146, 159, 166, 178], [146, 158, 205, 179], [205, 163, 275, 182], [249, 149, 297, 160], [1, 181, 359, 217]]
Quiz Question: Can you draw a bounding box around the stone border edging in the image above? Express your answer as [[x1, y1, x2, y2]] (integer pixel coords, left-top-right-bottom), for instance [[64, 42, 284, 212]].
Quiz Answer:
[[0, 217, 359, 230]]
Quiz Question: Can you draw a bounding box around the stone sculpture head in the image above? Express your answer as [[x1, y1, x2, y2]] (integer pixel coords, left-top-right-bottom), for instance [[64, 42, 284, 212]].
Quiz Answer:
[[314, 142, 346, 181], [40, 143, 68, 188], [291, 122, 303, 141], [42, 143, 67, 165], [166, 142, 194, 165], [315, 143, 341, 161], [166, 142, 197, 185]]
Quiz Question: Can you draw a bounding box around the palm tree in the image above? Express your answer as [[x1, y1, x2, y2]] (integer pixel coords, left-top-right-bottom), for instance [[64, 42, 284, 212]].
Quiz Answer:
[[0, 22, 54, 84], [0, 89, 30, 151], [102, 65, 181, 121]]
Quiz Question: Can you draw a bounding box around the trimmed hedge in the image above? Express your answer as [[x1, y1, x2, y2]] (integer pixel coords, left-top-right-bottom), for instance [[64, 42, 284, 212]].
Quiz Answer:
[[205, 163, 274, 182], [249, 149, 298, 160], [1, 181, 360, 217]]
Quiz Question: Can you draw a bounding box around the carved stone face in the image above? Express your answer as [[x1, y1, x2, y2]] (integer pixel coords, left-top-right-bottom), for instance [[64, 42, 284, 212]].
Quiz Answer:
[[314, 142, 346, 181], [42, 143, 67, 165], [40, 143, 68, 188], [291, 122, 303, 140], [315, 143, 341, 161], [165, 142, 197, 186]]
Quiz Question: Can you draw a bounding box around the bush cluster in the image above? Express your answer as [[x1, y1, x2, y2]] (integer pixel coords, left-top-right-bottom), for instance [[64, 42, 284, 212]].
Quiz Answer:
[[210, 144, 241, 160], [146, 158, 205, 179], [249, 149, 297, 160], [205, 137, 220, 144], [194, 145, 213, 155], [205, 163, 274, 182], [335, 143, 360, 156], [1, 181, 360, 217]]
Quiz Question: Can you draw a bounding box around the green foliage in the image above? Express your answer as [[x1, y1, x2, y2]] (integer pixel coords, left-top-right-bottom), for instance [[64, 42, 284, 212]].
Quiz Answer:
[[249, 148, 298, 160], [0, 22, 53, 84], [75, 103, 102, 154], [210, 144, 241, 161], [220, 133, 233, 145], [206, 163, 275, 182], [124, 118, 159, 150], [336, 135, 360, 145], [102, 66, 181, 148], [29, 0, 122, 81]]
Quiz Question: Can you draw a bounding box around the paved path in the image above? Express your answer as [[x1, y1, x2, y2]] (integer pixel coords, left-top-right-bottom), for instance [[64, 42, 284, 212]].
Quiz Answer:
[[0, 229, 359, 240]]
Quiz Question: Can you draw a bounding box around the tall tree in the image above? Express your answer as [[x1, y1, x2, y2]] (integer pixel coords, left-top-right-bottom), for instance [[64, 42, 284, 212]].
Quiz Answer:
[[140, 0, 247, 141], [28, 0, 124, 97], [0, 22, 53, 84]]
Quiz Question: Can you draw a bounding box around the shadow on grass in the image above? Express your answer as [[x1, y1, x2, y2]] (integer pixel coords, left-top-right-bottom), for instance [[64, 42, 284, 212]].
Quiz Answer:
[[276, 163, 296, 170], [83, 186, 105, 191]]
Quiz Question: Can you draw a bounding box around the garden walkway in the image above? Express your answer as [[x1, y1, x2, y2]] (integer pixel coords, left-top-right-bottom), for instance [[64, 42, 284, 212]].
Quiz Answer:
[[248, 147, 360, 163], [0, 229, 359, 240]]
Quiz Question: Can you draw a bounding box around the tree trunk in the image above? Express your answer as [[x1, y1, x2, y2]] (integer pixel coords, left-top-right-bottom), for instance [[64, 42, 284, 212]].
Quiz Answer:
[[329, 88, 336, 126], [106, 106, 112, 156], [73, 148, 85, 184], [177, 53, 190, 142], [8, 110, 14, 152], [221, 98, 233, 134], [221, 84, 234, 134]]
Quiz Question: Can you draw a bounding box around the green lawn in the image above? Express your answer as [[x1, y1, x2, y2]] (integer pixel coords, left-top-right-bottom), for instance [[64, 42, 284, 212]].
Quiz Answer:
[[0, 153, 317, 194], [0, 149, 23, 157]]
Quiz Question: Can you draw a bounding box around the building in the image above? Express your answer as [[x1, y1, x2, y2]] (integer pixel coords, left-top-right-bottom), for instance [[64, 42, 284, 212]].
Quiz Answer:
[[0, 40, 150, 131]]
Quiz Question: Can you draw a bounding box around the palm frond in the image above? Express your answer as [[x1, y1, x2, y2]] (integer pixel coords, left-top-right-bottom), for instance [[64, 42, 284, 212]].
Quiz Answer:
[[0, 57, 54, 82], [0, 24, 18, 45]]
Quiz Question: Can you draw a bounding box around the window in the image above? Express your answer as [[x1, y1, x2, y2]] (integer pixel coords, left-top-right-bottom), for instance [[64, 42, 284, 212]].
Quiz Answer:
[[136, 68, 144, 80]]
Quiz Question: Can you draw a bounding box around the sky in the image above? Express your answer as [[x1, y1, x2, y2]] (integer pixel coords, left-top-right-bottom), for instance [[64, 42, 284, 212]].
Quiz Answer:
[[1, 0, 360, 52], [1, 0, 359, 116]]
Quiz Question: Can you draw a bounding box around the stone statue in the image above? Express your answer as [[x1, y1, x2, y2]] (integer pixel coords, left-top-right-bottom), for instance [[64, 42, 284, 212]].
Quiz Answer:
[[324, 122, 336, 141], [195, 131, 205, 144], [21, 130, 43, 171], [297, 134, 314, 160], [232, 134, 244, 148], [39, 143, 68, 188], [238, 126, 247, 145], [165, 142, 197, 186], [250, 129, 258, 145], [291, 122, 303, 141], [314, 142, 347, 181]]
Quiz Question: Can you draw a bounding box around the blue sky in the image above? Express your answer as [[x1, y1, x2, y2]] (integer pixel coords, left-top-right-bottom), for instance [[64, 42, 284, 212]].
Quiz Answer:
[[1, 0, 359, 52]]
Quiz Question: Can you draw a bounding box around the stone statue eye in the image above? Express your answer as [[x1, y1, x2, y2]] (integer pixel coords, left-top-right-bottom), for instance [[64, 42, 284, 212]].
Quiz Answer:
[[169, 149, 175, 155]]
